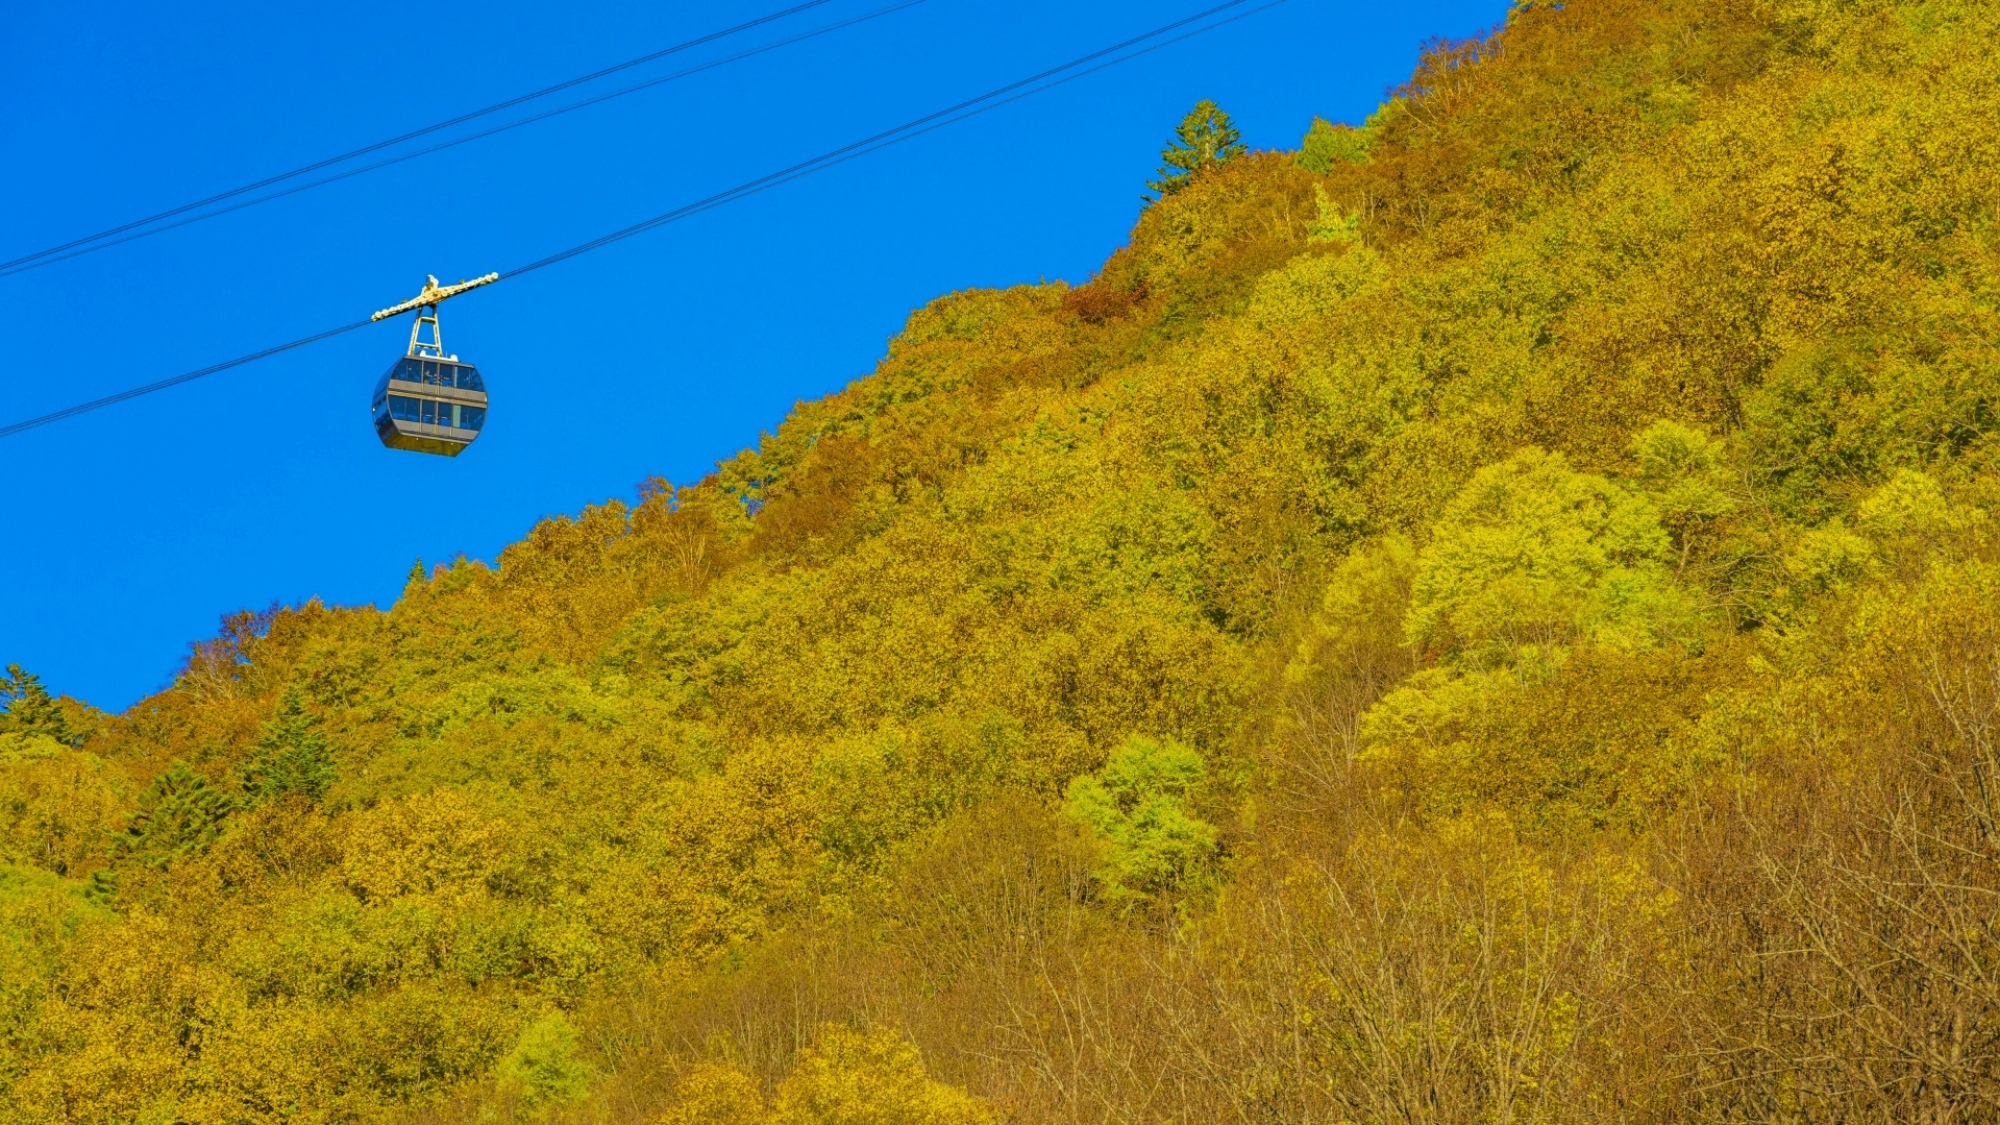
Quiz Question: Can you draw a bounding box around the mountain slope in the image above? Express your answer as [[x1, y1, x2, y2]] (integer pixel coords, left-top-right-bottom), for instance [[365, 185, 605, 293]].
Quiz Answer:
[[6, 0, 2000, 1120]]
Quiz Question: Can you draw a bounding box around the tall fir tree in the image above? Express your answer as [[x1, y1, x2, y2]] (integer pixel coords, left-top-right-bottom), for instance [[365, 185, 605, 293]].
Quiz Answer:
[[1147, 99, 1246, 200], [1, 663, 80, 746], [108, 762, 236, 868], [240, 684, 338, 806]]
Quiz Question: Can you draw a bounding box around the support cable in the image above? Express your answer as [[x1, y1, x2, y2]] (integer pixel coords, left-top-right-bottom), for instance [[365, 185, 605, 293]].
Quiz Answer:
[[0, 0, 1285, 442], [0, 0, 842, 275], [0, 0, 928, 280], [507, 0, 1274, 279]]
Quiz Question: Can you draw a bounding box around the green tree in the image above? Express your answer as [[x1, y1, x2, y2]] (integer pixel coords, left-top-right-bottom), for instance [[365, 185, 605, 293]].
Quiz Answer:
[[1063, 734, 1218, 903], [1306, 184, 1361, 244], [1405, 448, 1694, 666], [1296, 115, 1371, 172], [1295, 100, 1400, 172], [1147, 99, 1246, 199], [1, 664, 80, 746], [240, 684, 338, 806], [108, 762, 235, 869], [1630, 421, 1736, 571], [497, 1013, 595, 1107]]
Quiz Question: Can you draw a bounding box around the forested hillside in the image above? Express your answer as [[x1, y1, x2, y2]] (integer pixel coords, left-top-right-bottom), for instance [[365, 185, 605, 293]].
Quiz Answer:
[[7, 0, 2000, 1119]]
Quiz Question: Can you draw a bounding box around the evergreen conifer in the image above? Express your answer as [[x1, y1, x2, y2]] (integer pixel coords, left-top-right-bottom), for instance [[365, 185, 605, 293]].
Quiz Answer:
[[109, 762, 235, 868], [1147, 99, 1246, 199], [241, 684, 338, 805], [0, 664, 80, 746]]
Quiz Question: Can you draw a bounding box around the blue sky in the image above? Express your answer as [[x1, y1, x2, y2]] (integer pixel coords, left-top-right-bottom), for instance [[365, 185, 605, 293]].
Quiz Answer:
[[0, 0, 1503, 711]]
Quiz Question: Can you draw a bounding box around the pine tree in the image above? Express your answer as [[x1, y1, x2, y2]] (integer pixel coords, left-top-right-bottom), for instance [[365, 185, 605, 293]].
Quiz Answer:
[[1147, 100, 1247, 200], [240, 684, 338, 806], [109, 762, 236, 868], [404, 557, 429, 598], [1, 663, 79, 745]]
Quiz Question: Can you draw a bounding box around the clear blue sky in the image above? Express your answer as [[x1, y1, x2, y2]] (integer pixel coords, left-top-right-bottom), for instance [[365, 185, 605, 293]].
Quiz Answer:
[[0, 0, 1503, 711]]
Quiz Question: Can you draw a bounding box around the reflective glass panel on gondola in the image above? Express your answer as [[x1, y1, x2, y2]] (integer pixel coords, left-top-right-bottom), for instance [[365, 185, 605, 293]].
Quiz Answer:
[[371, 358, 489, 457]]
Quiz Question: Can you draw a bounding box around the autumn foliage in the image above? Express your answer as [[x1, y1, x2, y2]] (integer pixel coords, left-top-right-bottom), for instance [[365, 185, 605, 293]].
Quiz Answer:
[[7, 0, 2000, 1120]]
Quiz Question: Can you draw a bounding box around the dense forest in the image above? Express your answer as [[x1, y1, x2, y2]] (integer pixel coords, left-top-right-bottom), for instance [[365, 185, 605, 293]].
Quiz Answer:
[[7, 0, 2000, 1119]]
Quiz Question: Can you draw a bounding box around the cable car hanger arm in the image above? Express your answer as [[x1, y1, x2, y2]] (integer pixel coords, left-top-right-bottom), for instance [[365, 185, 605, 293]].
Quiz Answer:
[[370, 273, 500, 322]]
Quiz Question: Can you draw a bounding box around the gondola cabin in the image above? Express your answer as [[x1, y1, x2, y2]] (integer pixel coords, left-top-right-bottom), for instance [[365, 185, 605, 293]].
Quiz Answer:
[[371, 356, 487, 456], [368, 272, 499, 457]]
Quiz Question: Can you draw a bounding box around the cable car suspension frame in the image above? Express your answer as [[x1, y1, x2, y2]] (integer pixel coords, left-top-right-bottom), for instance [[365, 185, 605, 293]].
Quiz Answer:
[[371, 272, 499, 358]]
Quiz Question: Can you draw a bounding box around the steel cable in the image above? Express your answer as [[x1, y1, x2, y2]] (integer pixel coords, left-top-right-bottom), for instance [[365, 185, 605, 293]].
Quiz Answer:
[[0, 0, 936, 278], [0, 0, 929, 280], [0, 0, 843, 274]]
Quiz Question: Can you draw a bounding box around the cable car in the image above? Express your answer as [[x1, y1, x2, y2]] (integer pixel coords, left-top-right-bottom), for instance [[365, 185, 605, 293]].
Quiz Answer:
[[369, 272, 498, 457]]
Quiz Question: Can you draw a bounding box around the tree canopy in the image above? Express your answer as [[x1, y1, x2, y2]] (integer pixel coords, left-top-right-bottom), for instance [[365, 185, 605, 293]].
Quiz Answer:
[[1146, 98, 1246, 198], [7, 0, 2000, 1119]]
